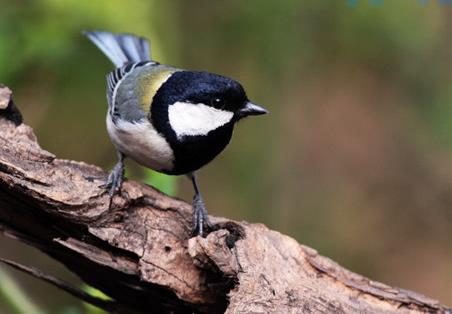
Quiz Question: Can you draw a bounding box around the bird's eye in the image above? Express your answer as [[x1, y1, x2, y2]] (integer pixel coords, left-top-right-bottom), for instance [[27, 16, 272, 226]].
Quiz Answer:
[[211, 98, 225, 109]]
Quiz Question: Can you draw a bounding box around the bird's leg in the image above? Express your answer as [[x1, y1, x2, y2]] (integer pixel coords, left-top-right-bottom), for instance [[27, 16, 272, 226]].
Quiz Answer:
[[100, 151, 125, 209], [188, 172, 213, 236]]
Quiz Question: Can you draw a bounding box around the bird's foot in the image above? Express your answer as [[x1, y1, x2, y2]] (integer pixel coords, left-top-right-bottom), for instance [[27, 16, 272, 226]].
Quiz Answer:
[[192, 194, 213, 237], [100, 161, 125, 209]]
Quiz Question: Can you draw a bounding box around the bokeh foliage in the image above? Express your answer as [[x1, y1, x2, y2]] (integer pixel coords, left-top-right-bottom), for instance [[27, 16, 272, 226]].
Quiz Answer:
[[0, 0, 451, 312]]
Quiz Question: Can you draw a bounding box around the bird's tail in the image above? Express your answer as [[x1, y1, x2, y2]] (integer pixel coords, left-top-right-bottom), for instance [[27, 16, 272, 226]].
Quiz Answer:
[[83, 31, 151, 68]]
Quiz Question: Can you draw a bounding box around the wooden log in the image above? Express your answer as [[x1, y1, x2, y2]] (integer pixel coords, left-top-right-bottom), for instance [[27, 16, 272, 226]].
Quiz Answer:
[[0, 85, 450, 313]]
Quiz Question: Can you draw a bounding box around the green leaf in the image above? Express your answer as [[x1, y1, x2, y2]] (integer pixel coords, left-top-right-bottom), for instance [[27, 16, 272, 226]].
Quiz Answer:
[[0, 266, 44, 314], [81, 285, 110, 314], [143, 169, 178, 196]]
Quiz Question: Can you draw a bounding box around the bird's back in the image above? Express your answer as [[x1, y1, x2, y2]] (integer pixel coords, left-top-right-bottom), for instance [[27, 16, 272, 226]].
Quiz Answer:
[[110, 63, 178, 123]]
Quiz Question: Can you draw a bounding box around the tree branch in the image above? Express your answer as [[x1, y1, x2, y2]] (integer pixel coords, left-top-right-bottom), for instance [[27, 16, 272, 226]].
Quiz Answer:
[[0, 85, 450, 313]]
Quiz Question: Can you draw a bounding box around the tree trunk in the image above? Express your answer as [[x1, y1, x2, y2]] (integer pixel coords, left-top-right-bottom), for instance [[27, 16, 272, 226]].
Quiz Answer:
[[0, 85, 450, 314]]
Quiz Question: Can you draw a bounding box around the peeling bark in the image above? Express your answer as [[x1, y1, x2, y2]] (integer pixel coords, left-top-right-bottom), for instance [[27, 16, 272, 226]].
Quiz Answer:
[[0, 85, 450, 313]]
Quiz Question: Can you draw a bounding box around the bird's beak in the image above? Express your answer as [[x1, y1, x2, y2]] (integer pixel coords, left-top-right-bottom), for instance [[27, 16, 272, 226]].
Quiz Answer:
[[238, 101, 269, 118]]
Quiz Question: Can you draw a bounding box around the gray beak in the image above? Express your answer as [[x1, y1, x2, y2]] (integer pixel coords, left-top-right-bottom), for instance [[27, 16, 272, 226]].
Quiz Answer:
[[238, 101, 269, 117]]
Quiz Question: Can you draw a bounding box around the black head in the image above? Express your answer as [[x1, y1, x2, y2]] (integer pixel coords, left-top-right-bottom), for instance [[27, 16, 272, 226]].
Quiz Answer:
[[151, 71, 267, 121], [150, 70, 267, 174]]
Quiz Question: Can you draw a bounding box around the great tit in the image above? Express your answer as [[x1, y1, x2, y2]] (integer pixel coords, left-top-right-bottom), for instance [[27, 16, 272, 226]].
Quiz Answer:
[[84, 31, 267, 236]]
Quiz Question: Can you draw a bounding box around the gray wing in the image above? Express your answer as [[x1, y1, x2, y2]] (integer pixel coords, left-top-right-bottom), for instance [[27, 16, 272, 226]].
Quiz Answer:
[[106, 61, 155, 118]]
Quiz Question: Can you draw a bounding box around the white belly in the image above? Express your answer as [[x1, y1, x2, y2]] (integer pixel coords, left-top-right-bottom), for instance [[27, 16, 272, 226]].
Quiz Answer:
[[106, 115, 174, 172]]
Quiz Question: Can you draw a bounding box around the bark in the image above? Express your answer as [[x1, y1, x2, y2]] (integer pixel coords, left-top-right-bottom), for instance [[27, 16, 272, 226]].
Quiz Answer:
[[0, 85, 450, 314]]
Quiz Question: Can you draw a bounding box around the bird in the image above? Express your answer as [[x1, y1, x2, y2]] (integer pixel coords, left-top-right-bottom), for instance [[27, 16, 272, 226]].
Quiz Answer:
[[84, 30, 268, 236]]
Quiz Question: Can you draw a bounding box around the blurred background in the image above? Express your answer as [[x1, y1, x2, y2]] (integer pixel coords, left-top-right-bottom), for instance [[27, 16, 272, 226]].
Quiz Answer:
[[1, 0, 452, 312]]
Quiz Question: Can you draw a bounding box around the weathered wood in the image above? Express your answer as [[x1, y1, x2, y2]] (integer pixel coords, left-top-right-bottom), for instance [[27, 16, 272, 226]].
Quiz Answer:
[[0, 85, 450, 313]]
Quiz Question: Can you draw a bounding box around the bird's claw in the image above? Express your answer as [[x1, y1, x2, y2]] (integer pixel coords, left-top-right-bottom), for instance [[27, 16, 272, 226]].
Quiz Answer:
[[192, 194, 213, 237], [100, 161, 124, 209]]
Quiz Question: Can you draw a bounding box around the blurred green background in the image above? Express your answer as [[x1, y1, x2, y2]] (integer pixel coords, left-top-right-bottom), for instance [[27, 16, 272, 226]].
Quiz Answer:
[[1, 0, 452, 312]]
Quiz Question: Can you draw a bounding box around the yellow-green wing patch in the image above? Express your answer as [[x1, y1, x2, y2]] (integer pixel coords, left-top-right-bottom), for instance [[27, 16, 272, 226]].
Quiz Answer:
[[135, 65, 179, 114]]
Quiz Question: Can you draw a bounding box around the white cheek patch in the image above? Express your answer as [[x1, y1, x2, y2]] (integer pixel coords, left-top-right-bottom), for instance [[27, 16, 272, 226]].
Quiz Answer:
[[168, 101, 234, 138]]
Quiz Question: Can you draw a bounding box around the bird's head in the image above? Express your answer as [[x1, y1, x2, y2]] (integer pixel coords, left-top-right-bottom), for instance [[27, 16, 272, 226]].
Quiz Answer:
[[150, 71, 268, 140]]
